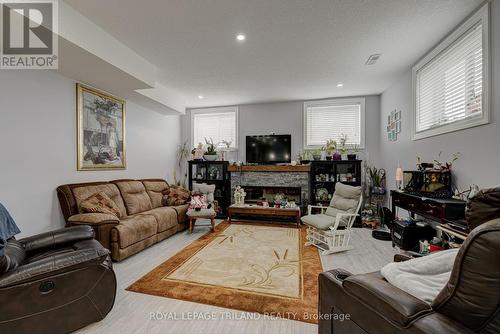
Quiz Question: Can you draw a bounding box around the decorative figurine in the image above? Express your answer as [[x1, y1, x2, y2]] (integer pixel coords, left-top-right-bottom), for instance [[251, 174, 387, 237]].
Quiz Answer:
[[234, 186, 246, 206], [193, 142, 205, 160]]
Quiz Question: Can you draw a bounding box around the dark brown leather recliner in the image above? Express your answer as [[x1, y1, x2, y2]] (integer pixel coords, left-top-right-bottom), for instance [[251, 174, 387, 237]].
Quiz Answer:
[[0, 225, 117, 334], [319, 218, 500, 334]]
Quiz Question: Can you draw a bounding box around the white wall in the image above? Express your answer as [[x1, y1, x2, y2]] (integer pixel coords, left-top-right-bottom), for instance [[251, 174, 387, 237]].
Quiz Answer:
[[379, 1, 500, 191], [0, 70, 181, 237], [182, 95, 381, 165]]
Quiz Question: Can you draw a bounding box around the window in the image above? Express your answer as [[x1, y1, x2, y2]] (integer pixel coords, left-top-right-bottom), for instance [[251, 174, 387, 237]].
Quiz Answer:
[[191, 106, 238, 149], [304, 98, 365, 148], [412, 4, 489, 140]]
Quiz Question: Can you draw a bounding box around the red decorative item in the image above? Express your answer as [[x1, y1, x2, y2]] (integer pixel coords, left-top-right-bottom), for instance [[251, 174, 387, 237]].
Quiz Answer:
[[189, 193, 208, 209]]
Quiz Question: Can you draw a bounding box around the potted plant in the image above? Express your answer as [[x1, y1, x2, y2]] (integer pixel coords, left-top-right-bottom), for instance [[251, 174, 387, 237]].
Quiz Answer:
[[367, 166, 386, 195], [433, 151, 461, 171], [312, 149, 321, 161], [339, 134, 348, 160], [348, 144, 359, 160], [325, 139, 336, 160], [203, 137, 218, 161]]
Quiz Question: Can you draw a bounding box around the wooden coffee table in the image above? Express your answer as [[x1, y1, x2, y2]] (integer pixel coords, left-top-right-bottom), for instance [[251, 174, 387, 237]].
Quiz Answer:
[[228, 204, 301, 227]]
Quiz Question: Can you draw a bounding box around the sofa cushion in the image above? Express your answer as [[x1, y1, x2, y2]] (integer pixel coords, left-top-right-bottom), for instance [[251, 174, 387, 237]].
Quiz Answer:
[[332, 182, 363, 200], [329, 183, 362, 213], [111, 214, 157, 249], [162, 185, 191, 206], [192, 183, 216, 203], [466, 187, 500, 230], [73, 184, 127, 218], [79, 191, 122, 218], [187, 208, 216, 218], [141, 207, 178, 232], [114, 181, 153, 215], [301, 214, 336, 230], [142, 180, 169, 208]]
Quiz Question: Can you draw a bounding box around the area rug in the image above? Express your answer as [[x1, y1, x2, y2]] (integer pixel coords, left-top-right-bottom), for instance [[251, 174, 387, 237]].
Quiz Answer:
[[127, 222, 323, 324]]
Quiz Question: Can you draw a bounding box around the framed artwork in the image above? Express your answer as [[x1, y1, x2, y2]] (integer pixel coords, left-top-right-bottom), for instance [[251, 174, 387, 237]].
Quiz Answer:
[[386, 109, 402, 142], [76, 83, 126, 170]]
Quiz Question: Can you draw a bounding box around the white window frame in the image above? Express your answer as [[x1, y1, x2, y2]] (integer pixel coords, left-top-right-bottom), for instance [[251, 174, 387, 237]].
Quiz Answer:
[[303, 97, 366, 149], [190, 106, 239, 150], [412, 3, 490, 140]]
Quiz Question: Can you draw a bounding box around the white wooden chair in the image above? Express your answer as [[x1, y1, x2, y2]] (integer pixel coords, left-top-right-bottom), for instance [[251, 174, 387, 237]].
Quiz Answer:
[[302, 183, 363, 255]]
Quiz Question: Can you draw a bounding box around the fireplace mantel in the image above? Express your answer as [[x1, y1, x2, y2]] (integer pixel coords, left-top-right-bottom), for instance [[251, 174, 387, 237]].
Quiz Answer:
[[227, 164, 310, 173]]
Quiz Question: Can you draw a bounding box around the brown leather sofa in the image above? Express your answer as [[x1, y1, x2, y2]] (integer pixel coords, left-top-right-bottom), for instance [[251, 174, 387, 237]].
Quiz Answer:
[[0, 225, 116, 334], [319, 219, 500, 333], [57, 179, 189, 261]]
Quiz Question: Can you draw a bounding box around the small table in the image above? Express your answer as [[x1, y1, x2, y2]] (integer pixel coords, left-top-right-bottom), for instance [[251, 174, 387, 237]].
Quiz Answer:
[[227, 204, 301, 227], [187, 208, 216, 234]]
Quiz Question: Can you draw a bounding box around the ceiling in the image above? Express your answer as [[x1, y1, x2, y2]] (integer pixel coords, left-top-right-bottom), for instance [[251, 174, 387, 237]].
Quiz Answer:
[[64, 0, 482, 109]]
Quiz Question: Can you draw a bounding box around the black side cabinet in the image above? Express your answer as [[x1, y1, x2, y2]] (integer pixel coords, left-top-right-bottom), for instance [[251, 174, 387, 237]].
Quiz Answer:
[[188, 160, 230, 218], [309, 160, 362, 206]]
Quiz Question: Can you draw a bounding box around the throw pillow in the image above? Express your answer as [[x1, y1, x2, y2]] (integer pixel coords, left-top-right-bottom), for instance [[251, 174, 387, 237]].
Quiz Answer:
[[192, 183, 216, 203], [189, 193, 208, 209], [80, 192, 122, 218], [162, 185, 191, 206]]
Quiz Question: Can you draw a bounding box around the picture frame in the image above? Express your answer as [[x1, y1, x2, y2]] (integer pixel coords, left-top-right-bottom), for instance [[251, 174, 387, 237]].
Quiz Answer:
[[386, 109, 402, 141], [76, 83, 126, 170]]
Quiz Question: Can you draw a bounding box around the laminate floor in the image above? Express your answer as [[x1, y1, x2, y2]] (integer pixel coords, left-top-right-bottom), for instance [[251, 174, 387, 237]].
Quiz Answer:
[[78, 220, 397, 334]]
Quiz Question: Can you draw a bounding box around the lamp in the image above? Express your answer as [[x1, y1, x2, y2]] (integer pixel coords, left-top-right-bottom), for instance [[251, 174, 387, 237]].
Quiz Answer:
[[395, 165, 403, 190]]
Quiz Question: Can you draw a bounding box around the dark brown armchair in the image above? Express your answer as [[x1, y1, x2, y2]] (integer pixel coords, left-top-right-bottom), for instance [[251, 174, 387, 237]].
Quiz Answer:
[[319, 218, 500, 334], [0, 225, 116, 334]]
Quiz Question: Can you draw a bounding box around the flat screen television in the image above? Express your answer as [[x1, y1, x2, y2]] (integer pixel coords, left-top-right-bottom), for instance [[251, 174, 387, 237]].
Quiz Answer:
[[246, 135, 291, 164]]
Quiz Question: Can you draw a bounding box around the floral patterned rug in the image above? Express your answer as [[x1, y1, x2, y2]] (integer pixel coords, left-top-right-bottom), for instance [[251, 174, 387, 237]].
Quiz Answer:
[[127, 222, 323, 323]]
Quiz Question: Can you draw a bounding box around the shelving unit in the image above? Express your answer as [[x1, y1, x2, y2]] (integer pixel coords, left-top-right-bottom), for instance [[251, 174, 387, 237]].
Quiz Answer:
[[188, 160, 230, 218], [309, 160, 362, 206]]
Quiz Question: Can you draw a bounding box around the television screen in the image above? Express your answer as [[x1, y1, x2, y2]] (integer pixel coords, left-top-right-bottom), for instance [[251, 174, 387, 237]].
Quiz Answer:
[[246, 135, 291, 164]]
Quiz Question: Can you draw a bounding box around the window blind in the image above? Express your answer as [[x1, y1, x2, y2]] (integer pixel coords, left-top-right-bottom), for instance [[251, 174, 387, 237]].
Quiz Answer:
[[192, 109, 237, 148], [305, 102, 361, 147], [415, 23, 483, 133]]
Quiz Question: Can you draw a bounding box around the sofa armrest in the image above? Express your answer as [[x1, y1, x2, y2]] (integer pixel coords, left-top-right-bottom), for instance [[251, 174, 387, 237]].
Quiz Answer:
[[343, 273, 433, 327], [19, 225, 95, 253], [68, 213, 120, 226], [0, 239, 109, 288], [68, 214, 119, 251]]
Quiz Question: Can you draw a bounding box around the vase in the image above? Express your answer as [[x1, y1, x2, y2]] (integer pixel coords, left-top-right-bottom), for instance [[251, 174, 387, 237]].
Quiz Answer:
[[204, 154, 218, 161], [347, 154, 357, 160], [332, 152, 342, 161]]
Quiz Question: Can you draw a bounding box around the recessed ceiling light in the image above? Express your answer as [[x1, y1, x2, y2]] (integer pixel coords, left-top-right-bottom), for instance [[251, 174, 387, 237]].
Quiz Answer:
[[197, 95, 204, 99], [236, 33, 246, 41], [336, 83, 344, 88]]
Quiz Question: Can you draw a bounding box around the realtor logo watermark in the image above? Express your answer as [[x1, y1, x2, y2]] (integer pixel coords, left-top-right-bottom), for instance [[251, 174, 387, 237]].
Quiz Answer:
[[0, 0, 58, 69]]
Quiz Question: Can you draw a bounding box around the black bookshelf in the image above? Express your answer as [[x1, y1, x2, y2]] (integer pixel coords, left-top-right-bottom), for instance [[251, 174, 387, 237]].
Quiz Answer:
[[188, 160, 230, 218], [309, 160, 362, 206]]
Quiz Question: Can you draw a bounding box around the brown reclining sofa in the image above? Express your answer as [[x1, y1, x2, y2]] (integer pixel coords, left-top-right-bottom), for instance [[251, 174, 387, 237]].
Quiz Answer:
[[57, 179, 188, 261]]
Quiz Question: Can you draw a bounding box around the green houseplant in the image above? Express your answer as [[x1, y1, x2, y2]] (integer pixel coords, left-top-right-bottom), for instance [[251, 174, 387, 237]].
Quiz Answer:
[[348, 144, 359, 160], [367, 166, 386, 194]]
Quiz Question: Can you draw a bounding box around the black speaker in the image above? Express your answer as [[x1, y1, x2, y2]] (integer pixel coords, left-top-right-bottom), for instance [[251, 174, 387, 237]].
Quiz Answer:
[[392, 220, 435, 251]]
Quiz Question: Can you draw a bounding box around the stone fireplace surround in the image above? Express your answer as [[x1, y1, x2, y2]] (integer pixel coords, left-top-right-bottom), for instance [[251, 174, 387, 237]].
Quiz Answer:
[[229, 166, 310, 209]]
